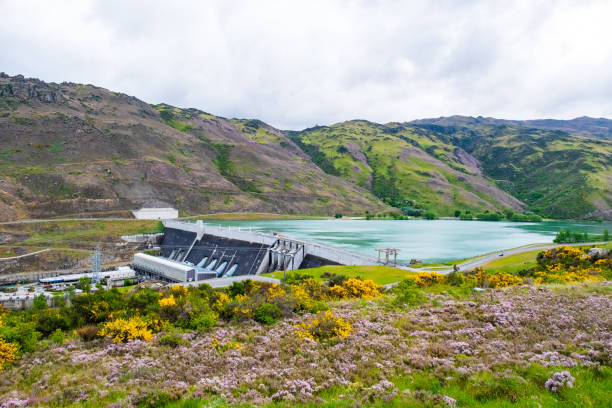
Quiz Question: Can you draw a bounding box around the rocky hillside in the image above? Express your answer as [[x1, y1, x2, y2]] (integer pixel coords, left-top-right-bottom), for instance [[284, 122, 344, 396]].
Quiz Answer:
[[0, 73, 388, 221], [1, 73, 611, 220]]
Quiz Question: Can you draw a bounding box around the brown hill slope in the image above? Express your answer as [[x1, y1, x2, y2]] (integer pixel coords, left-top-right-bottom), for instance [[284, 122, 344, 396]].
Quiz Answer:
[[0, 74, 388, 220]]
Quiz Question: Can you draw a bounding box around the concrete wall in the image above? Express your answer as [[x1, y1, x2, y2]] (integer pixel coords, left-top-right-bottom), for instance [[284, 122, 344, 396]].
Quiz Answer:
[[163, 220, 382, 268], [183, 274, 280, 288], [133, 208, 178, 220], [121, 233, 164, 243], [0, 293, 56, 310]]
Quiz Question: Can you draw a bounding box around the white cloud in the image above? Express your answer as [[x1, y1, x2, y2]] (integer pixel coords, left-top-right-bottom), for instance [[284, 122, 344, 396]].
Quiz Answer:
[[1, 0, 611, 129]]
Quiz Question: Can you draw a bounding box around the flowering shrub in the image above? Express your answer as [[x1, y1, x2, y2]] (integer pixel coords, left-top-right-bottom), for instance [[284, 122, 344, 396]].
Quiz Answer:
[[537, 246, 587, 267], [338, 278, 382, 299], [294, 310, 352, 341], [487, 273, 523, 288], [98, 316, 156, 343], [0, 305, 6, 326], [0, 338, 18, 371], [265, 284, 286, 301], [0, 306, 18, 371], [545, 371, 575, 392], [414, 272, 446, 287], [212, 292, 230, 313], [158, 294, 177, 308]]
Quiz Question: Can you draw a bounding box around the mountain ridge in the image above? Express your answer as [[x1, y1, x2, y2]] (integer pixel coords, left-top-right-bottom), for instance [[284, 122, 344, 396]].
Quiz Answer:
[[1, 73, 611, 220]]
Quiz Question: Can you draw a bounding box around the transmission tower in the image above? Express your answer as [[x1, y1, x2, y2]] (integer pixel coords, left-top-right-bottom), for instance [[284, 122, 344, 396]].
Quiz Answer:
[[92, 245, 101, 283]]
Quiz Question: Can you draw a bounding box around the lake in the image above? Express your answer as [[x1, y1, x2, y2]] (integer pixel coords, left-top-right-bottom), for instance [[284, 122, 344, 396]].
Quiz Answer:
[[201, 219, 612, 263]]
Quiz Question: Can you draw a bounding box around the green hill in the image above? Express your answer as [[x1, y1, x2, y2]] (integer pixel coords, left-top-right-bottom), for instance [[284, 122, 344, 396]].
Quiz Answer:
[[290, 121, 526, 217], [412, 120, 612, 219]]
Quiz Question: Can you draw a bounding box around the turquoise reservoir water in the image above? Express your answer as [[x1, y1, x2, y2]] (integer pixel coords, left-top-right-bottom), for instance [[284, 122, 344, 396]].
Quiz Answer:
[[201, 220, 612, 263]]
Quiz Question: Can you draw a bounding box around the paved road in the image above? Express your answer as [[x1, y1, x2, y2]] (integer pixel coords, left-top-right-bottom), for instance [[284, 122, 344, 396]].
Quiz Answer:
[[412, 241, 609, 273], [0, 248, 50, 261], [0, 218, 133, 225]]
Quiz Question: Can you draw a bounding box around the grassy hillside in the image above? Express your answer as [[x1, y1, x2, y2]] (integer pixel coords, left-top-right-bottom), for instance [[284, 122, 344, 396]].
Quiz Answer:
[[413, 122, 612, 219], [290, 121, 526, 216], [292, 119, 612, 219], [0, 74, 388, 221]]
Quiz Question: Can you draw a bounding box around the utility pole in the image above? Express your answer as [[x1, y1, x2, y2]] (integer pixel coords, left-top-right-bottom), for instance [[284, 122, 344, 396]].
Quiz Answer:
[[92, 244, 101, 284]]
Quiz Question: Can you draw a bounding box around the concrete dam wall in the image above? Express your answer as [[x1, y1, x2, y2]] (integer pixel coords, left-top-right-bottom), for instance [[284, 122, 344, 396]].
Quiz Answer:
[[143, 220, 382, 282]]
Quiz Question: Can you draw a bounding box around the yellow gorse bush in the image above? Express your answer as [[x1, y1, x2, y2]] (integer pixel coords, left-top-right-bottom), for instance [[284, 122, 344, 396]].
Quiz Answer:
[[340, 278, 382, 299], [0, 339, 18, 372], [0, 306, 18, 371], [98, 316, 155, 343], [487, 273, 523, 288], [266, 284, 286, 301], [158, 294, 177, 308], [294, 310, 352, 341], [171, 285, 188, 296], [0, 305, 6, 327], [414, 272, 446, 287], [213, 292, 230, 312]]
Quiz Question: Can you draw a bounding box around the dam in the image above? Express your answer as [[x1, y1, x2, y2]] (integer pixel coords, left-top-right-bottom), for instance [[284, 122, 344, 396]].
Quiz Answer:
[[132, 220, 383, 283]]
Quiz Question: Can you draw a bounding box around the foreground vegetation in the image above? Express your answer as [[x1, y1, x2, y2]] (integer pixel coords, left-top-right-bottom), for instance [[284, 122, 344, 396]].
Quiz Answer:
[[0, 246, 611, 406]]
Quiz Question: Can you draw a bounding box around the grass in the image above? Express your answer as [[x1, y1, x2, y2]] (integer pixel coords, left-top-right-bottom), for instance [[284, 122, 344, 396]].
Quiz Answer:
[[482, 249, 540, 273], [0, 219, 163, 248], [267, 265, 413, 285]]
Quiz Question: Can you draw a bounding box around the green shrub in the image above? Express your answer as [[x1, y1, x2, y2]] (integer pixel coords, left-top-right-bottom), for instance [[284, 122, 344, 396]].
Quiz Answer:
[[49, 329, 66, 345], [0, 317, 41, 354], [188, 310, 217, 332], [446, 271, 465, 287], [254, 303, 282, 324], [157, 331, 187, 348], [284, 271, 314, 284], [476, 213, 502, 221], [35, 309, 70, 336], [321, 272, 348, 287], [31, 294, 48, 312], [393, 279, 426, 306]]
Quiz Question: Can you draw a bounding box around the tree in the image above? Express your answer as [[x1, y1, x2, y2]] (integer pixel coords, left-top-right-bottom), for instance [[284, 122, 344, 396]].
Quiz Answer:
[[604, 230, 609, 241], [79, 277, 91, 294], [31, 294, 48, 312], [454, 210, 461, 217]]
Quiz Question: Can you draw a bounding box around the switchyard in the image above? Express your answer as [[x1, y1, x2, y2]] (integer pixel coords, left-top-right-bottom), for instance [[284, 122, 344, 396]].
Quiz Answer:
[[131, 220, 384, 284]]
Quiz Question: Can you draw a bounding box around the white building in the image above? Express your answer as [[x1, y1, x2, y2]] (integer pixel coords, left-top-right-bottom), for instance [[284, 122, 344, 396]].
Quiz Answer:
[[133, 253, 196, 282], [132, 207, 178, 220]]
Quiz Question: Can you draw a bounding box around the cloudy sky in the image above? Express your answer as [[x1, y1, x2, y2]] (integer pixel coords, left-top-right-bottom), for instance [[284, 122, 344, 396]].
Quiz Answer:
[[2, 0, 611, 129]]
